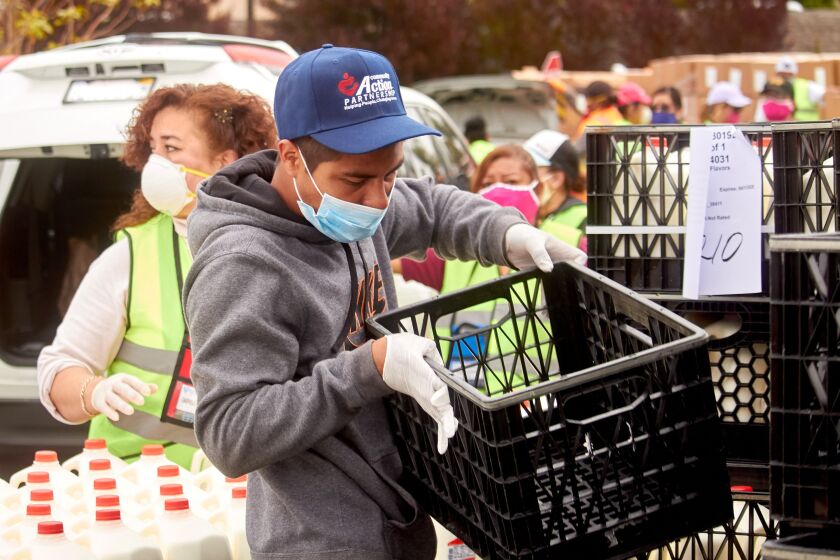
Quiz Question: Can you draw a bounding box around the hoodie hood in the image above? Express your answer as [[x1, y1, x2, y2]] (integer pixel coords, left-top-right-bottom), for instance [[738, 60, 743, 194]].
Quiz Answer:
[[189, 149, 332, 252]]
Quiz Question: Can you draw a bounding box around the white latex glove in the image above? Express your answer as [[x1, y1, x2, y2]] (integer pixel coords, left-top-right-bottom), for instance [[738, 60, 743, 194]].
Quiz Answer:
[[91, 373, 158, 422], [382, 333, 458, 454], [504, 223, 586, 272]]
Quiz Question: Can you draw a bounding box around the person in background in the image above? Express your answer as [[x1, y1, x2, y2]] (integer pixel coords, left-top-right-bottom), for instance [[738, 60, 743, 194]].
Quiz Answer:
[[650, 86, 684, 124], [546, 78, 584, 139], [574, 81, 624, 144], [464, 115, 496, 163], [616, 82, 652, 125], [754, 78, 796, 122], [397, 145, 543, 292], [37, 84, 278, 469], [775, 55, 824, 121], [524, 130, 587, 251], [398, 142, 587, 292], [701, 82, 751, 124]]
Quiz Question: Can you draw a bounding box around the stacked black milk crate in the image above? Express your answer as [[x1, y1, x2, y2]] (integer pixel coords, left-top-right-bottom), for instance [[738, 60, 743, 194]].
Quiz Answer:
[[763, 120, 839, 557], [587, 120, 840, 559], [641, 489, 778, 560], [367, 265, 732, 560], [765, 232, 840, 557], [586, 124, 776, 490]]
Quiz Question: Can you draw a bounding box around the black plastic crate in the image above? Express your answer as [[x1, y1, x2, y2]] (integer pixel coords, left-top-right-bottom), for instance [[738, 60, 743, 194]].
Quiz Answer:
[[648, 296, 771, 481], [367, 265, 733, 560], [769, 233, 840, 532], [586, 124, 775, 296], [641, 489, 778, 560], [763, 531, 840, 559], [772, 120, 838, 236]]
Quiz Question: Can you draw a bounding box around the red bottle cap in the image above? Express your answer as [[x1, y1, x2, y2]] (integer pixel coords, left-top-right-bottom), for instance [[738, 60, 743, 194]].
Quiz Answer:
[[225, 475, 247, 483], [89, 459, 111, 471], [157, 465, 179, 478], [232, 487, 247, 499], [141, 444, 164, 456], [96, 509, 121, 522], [93, 478, 117, 491], [27, 471, 50, 484], [34, 451, 58, 463], [159, 483, 183, 496], [96, 495, 120, 508], [84, 439, 107, 450], [30, 489, 53, 502], [164, 498, 189, 511], [38, 521, 63, 535], [27, 504, 51, 516]]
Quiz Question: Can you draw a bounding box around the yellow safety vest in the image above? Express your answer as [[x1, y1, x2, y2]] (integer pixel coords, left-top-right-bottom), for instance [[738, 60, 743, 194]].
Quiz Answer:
[[88, 213, 198, 468], [540, 203, 587, 249], [792, 77, 820, 121]]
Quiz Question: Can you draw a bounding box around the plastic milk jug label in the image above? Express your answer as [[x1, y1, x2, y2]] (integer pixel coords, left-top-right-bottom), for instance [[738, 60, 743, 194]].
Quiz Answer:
[[447, 538, 476, 560], [683, 126, 762, 298], [175, 384, 197, 416]]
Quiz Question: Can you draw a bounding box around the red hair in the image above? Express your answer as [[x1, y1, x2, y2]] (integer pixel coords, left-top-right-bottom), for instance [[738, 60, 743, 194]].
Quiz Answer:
[[113, 84, 277, 230]]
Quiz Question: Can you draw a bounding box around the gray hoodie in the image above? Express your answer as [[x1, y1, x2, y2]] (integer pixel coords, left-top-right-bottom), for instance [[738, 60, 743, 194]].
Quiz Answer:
[[183, 150, 524, 559]]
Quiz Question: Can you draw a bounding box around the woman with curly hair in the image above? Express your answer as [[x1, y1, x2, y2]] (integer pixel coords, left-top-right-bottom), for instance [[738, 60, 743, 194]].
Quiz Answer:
[[37, 83, 277, 468]]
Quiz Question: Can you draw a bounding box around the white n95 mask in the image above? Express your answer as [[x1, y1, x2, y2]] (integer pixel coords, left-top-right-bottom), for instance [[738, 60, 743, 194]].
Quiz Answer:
[[141, 154, 210, 216]]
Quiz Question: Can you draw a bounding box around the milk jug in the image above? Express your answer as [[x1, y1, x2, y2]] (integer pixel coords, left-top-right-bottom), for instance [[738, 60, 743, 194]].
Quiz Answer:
[[9, 451, 78, 491], [62, 440, 127, 477], [154, 466, 205, 508], [2, 472, 51, 513], [209, 488, 249, 560], [87, 509, 162, 560], [156, 498, 231, 560], [0, 504, 53, 554], [199, 474, 248, 514], [16, 521, 95, 560], [24, 489, 74, 525], [120, 446, 179, 489]]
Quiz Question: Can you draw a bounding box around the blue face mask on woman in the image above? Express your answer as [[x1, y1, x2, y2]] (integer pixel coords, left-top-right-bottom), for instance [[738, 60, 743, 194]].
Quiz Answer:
[[293, 147, 391, 244], [651, 111, 678, 124]]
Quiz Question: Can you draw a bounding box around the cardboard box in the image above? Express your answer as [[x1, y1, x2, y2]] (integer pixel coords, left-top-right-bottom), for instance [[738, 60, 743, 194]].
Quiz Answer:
[[650, 56, 698, 95], [822, 86, 840, 119]]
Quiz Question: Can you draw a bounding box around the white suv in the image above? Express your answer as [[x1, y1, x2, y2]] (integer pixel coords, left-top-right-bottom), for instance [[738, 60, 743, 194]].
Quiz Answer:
[[0, 33, 473, 474]]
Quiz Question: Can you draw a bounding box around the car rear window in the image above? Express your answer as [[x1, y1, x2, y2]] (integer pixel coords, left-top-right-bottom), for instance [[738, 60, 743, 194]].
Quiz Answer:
[[402, 105, 471, 189], [0, 157, 136, 365]]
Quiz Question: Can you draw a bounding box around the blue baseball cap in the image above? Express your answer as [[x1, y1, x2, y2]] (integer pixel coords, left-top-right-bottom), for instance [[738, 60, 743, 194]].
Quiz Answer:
[[274, 44, 441, 154]]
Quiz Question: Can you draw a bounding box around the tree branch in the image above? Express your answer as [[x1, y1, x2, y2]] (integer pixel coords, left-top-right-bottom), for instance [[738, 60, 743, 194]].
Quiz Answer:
[[90, 1, 136, 39], [78, 3, 116, 40]]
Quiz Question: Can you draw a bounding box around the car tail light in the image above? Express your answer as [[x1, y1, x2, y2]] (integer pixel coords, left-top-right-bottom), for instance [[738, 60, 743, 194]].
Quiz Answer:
[[0, 55, 18, 72], [223, 44, 293, 72]]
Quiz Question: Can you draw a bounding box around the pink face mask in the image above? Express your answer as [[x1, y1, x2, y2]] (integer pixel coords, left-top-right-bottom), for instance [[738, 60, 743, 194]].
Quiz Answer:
[[762, 100, 794, 121], [478, 182, 539, 224], [724, 110, 740, 124]]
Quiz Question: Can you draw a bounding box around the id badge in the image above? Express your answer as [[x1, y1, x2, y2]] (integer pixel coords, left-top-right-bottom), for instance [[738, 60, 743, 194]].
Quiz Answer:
[[161, 333, 196, 427]]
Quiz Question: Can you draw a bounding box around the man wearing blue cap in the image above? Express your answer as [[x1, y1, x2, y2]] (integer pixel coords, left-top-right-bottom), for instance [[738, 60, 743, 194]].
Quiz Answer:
[[183, 44, 584, 558]]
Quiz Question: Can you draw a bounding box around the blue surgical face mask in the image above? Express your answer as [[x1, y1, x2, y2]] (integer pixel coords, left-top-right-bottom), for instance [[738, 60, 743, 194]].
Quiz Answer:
[[651, 111, 678, 124], [293, 147, 390, 243]]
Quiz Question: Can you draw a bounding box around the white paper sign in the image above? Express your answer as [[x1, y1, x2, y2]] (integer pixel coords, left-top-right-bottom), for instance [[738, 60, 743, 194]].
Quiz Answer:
[[683, 126, 762, 299]]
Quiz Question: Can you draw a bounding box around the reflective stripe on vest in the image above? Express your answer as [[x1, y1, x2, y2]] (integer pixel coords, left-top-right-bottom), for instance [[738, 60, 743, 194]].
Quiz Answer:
[[89, 214, 198, 464], [793, 78, 819, 121], [114, 339, 180, 374], [540, 203, 587, 248]]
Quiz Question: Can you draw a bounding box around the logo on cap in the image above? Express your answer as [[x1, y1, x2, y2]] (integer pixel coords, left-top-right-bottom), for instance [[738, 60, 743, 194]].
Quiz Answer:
[[338, 73, 360, 97], [341, 72, 397, 111]]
